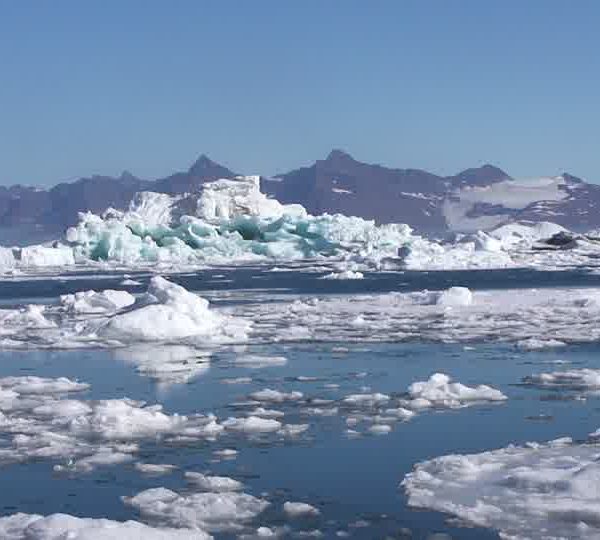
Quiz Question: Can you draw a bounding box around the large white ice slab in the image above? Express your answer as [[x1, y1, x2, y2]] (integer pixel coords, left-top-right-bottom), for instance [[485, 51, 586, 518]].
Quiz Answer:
[[403, 436, 600, 540]]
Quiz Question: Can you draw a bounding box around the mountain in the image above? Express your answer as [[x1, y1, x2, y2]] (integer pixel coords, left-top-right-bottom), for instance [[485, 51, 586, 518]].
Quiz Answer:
[[0, 151, 598, 245], [265, 151, 514, 231]]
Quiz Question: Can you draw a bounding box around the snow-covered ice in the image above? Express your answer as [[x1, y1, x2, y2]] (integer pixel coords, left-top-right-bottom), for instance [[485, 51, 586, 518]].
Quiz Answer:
[[283, 502, 320, 518], [123, 486, 269, 532], [0, 512, 211, 539], [523, 368, 600, 390], [406, 373, 507, 409], [403, 436, 600, 540]]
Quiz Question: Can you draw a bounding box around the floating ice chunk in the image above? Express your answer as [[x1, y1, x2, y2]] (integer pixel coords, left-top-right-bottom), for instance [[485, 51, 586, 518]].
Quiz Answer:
[[55, 448, 134, 473], [185, 472, 244, 492], [234, 355, 287, 368], [134, 463, 177, 475], [99, 276, 249, 343], [320, 270, 364, 280], [213, 448, 238, 459], [302, 406, 339, 417], [69, 398, 189, 440], [18, 245, 75, 267], [0, 512, 211, 539], [283, 502, 320, 518], [60, 289, 135, 314], [342, 393, 390, 406], [124, 486, 269, 532], [383, 407, 416, 421], [0, 304, 55, 333], [221, 377, 253, 385], [517, 338, 567, 351], [402, 437, 600, 540], [406, 373, 507, 409], [368, 424, 392, 435], [247, 407, 285, 419], [249, 389, 303, 403], [222, 416, 282, 434], [435, 287, 473, 307], [0, 376, 89, 396], [278, 424, 309, 437], [523, 368, 600, 390], [120, 278, 143, 286]]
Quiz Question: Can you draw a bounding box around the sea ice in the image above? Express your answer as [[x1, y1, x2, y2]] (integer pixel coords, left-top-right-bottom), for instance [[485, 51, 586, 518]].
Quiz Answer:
[[60, 289, 135, 314], [0, 512, 211, 539], [222, 416, 282, 434], [320, 270, 364, 280], [406, 373, 507, 409], [185, 472, 244, 492], [99, 276, 249, 343], [249, 389, 304, 403], [283, 502, 320, 518], [403, 436, 600, 540], [123, 486, 269, 532], [523, 368, 600, 390]]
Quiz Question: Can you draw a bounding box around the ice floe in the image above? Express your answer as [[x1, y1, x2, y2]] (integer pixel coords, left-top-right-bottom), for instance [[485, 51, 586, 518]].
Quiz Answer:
[[123, 486, 269, 532], [523, 368, 600, 390], [185, 472, 244, 492], [320, 270, 364, 280], [406, 373, 507, 409], [0, 512, 211, 539], [403, 436, 600, 540], [60, 289, 135, 314], [283, 502, 320, 518], [238, 286, 600, 346], [98, 276, 248, 343]]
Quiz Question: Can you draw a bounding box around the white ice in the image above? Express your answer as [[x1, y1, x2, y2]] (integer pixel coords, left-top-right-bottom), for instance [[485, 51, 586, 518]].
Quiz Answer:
[[523, 369, 600, 390], [123, 486, 269, 532], [283, 502, 320, 518], [0, 512, 211, 539], [403, 436, 600, 540], [406, 373, 507, 409]]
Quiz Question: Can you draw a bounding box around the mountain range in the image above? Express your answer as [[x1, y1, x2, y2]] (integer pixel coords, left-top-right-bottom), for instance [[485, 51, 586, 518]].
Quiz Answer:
[[1, 150, 599, 244]]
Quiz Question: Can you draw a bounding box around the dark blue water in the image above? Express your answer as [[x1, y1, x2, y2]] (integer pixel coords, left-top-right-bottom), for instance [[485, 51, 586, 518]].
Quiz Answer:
[[0, 268, 598, 538], [1, 264, 599, 305]]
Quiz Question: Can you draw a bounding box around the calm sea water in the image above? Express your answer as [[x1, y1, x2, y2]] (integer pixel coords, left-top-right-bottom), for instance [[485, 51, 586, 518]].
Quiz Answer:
[[1, 265, 598, 539]]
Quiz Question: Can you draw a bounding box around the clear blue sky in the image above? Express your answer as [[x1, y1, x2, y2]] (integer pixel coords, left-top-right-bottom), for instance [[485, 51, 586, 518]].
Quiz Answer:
[[1, 0, 599, 186]]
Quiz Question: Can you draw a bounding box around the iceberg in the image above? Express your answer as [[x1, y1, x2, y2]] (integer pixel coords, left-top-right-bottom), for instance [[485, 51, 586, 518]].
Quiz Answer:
[[123, 487, 269, 532], [2, 174, 600, 273]]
